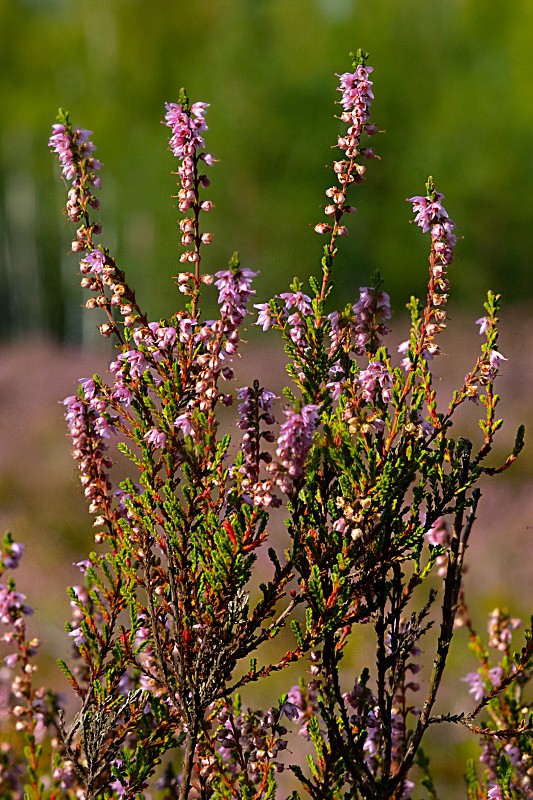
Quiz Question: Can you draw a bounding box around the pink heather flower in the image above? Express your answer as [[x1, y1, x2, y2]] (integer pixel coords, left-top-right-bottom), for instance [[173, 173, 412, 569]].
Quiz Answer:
[[163, 101, 209, 159], [179, 317, 197, 342], [326, 363, 344, 402], [397, 340, 411, 371], [0, 585, 33, 624], [332, 517, 346, 533], [476, 316, 490, 335], [254, 302, 274, 331], [487, 666, 503, 687], [48, 124, 99, 183], [163, 99, 214, 222], [408, 188, 457, 289], [156, 325, 177, 349], [276, 404, 319, 481], [487, 786, 503, 800], [78, 377, 97, 400], [408, 192, 448, 234], [174, 412, 194, 438], [488, 350, 507, 370], [462, 671, 485, 702], [488, 609, 521, 651], [426, 517, 448, 547], [144, 428, 167, 449], [278, 291, 312, 316], [237, 386, 277, 428], [336, 65, 374, 135], [63, 393, 113, 514], [350, 286, 392, 353], [80, 249, 106, 276], [119, 349, 149, 379], [355, 361, 392, 404], [112, 383, 133, 406], [281, 702, 300, 721], [214, 267, 257, 335], [236, 385, 278, 503], [3, 541, 24, 570], [4, 652, 18, 668], [285, 684, 319, 739]]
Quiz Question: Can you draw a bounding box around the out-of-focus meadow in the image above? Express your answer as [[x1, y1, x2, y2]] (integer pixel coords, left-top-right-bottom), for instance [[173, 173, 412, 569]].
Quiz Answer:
[[1, 0, 533, 795]]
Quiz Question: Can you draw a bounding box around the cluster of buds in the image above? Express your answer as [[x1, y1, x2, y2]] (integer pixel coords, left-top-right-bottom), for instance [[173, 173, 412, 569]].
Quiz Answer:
[[0, 534, 58, 792], [354, 361, 393, 405], [255, 289, 314, 353], [235, 382, 280, 508], [214, 259, 257, 349], [63, 380, 114, 518], [80, 249, 138, 334], [325, 285, 392, 400], [404, 178, 457, 362], [210, 703, 289, 782], [332, 493, 373, 541], [487, 608, 522, 653], [48, 114, 101, 251], [315, 51, 378, 241], [163, 92, 215, 270], [49, 116, 146, 338], [269, 404, 320, 495]]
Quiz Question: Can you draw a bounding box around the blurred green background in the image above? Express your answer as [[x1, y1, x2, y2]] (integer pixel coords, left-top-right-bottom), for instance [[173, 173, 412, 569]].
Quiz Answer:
[[2, 0, 533, 341], [1, 1, 533, 796]]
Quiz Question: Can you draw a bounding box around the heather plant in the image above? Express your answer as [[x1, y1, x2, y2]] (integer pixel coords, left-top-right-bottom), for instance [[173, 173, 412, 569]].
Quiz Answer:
[[1, 49, 532, 800]]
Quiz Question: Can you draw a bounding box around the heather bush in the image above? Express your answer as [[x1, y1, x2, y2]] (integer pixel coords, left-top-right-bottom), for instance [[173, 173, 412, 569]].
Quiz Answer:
[[1, 49, 531, 800]]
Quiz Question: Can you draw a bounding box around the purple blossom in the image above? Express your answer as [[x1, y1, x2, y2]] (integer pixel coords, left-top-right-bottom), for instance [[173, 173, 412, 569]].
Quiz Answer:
[[488, 350, 507, 371], [156, 325, 177, 349], [397, 340, 411, 371], [163, 101, 209, 160], [0, 585, 33, 624], [119, 349, 149, 380], [487, 666, 503, 687], [336, 64, 374, 147], [462, 671, 485, 702], [144, 428, 167, 449], [214, 267, 257, 338], [408, 192, 448, 234], [63, 392, 113, 515], [326, 363, 344, 402], [4, 652, 18, 668], [49, 121, 101, 236], [476, 316, 490, 335], [274, 404, 319, 487], [2, 542, 24, 570], [48, 123, 100, 184], [426, 517, 449, 547], [235, 384, 279, 505], [488, 608, 521, 651], [351, 286, 391, 353], [179, 317, 197, 342], [277, 291, 312, 315], [408, 188, 457, 306], [355, 361, 393, 404], [80, 250, 106, 276], [285, 683, 319, 738], [112, 383, 133, 406], [163, 99, 215, 231], [174, 412, 194, 438]]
